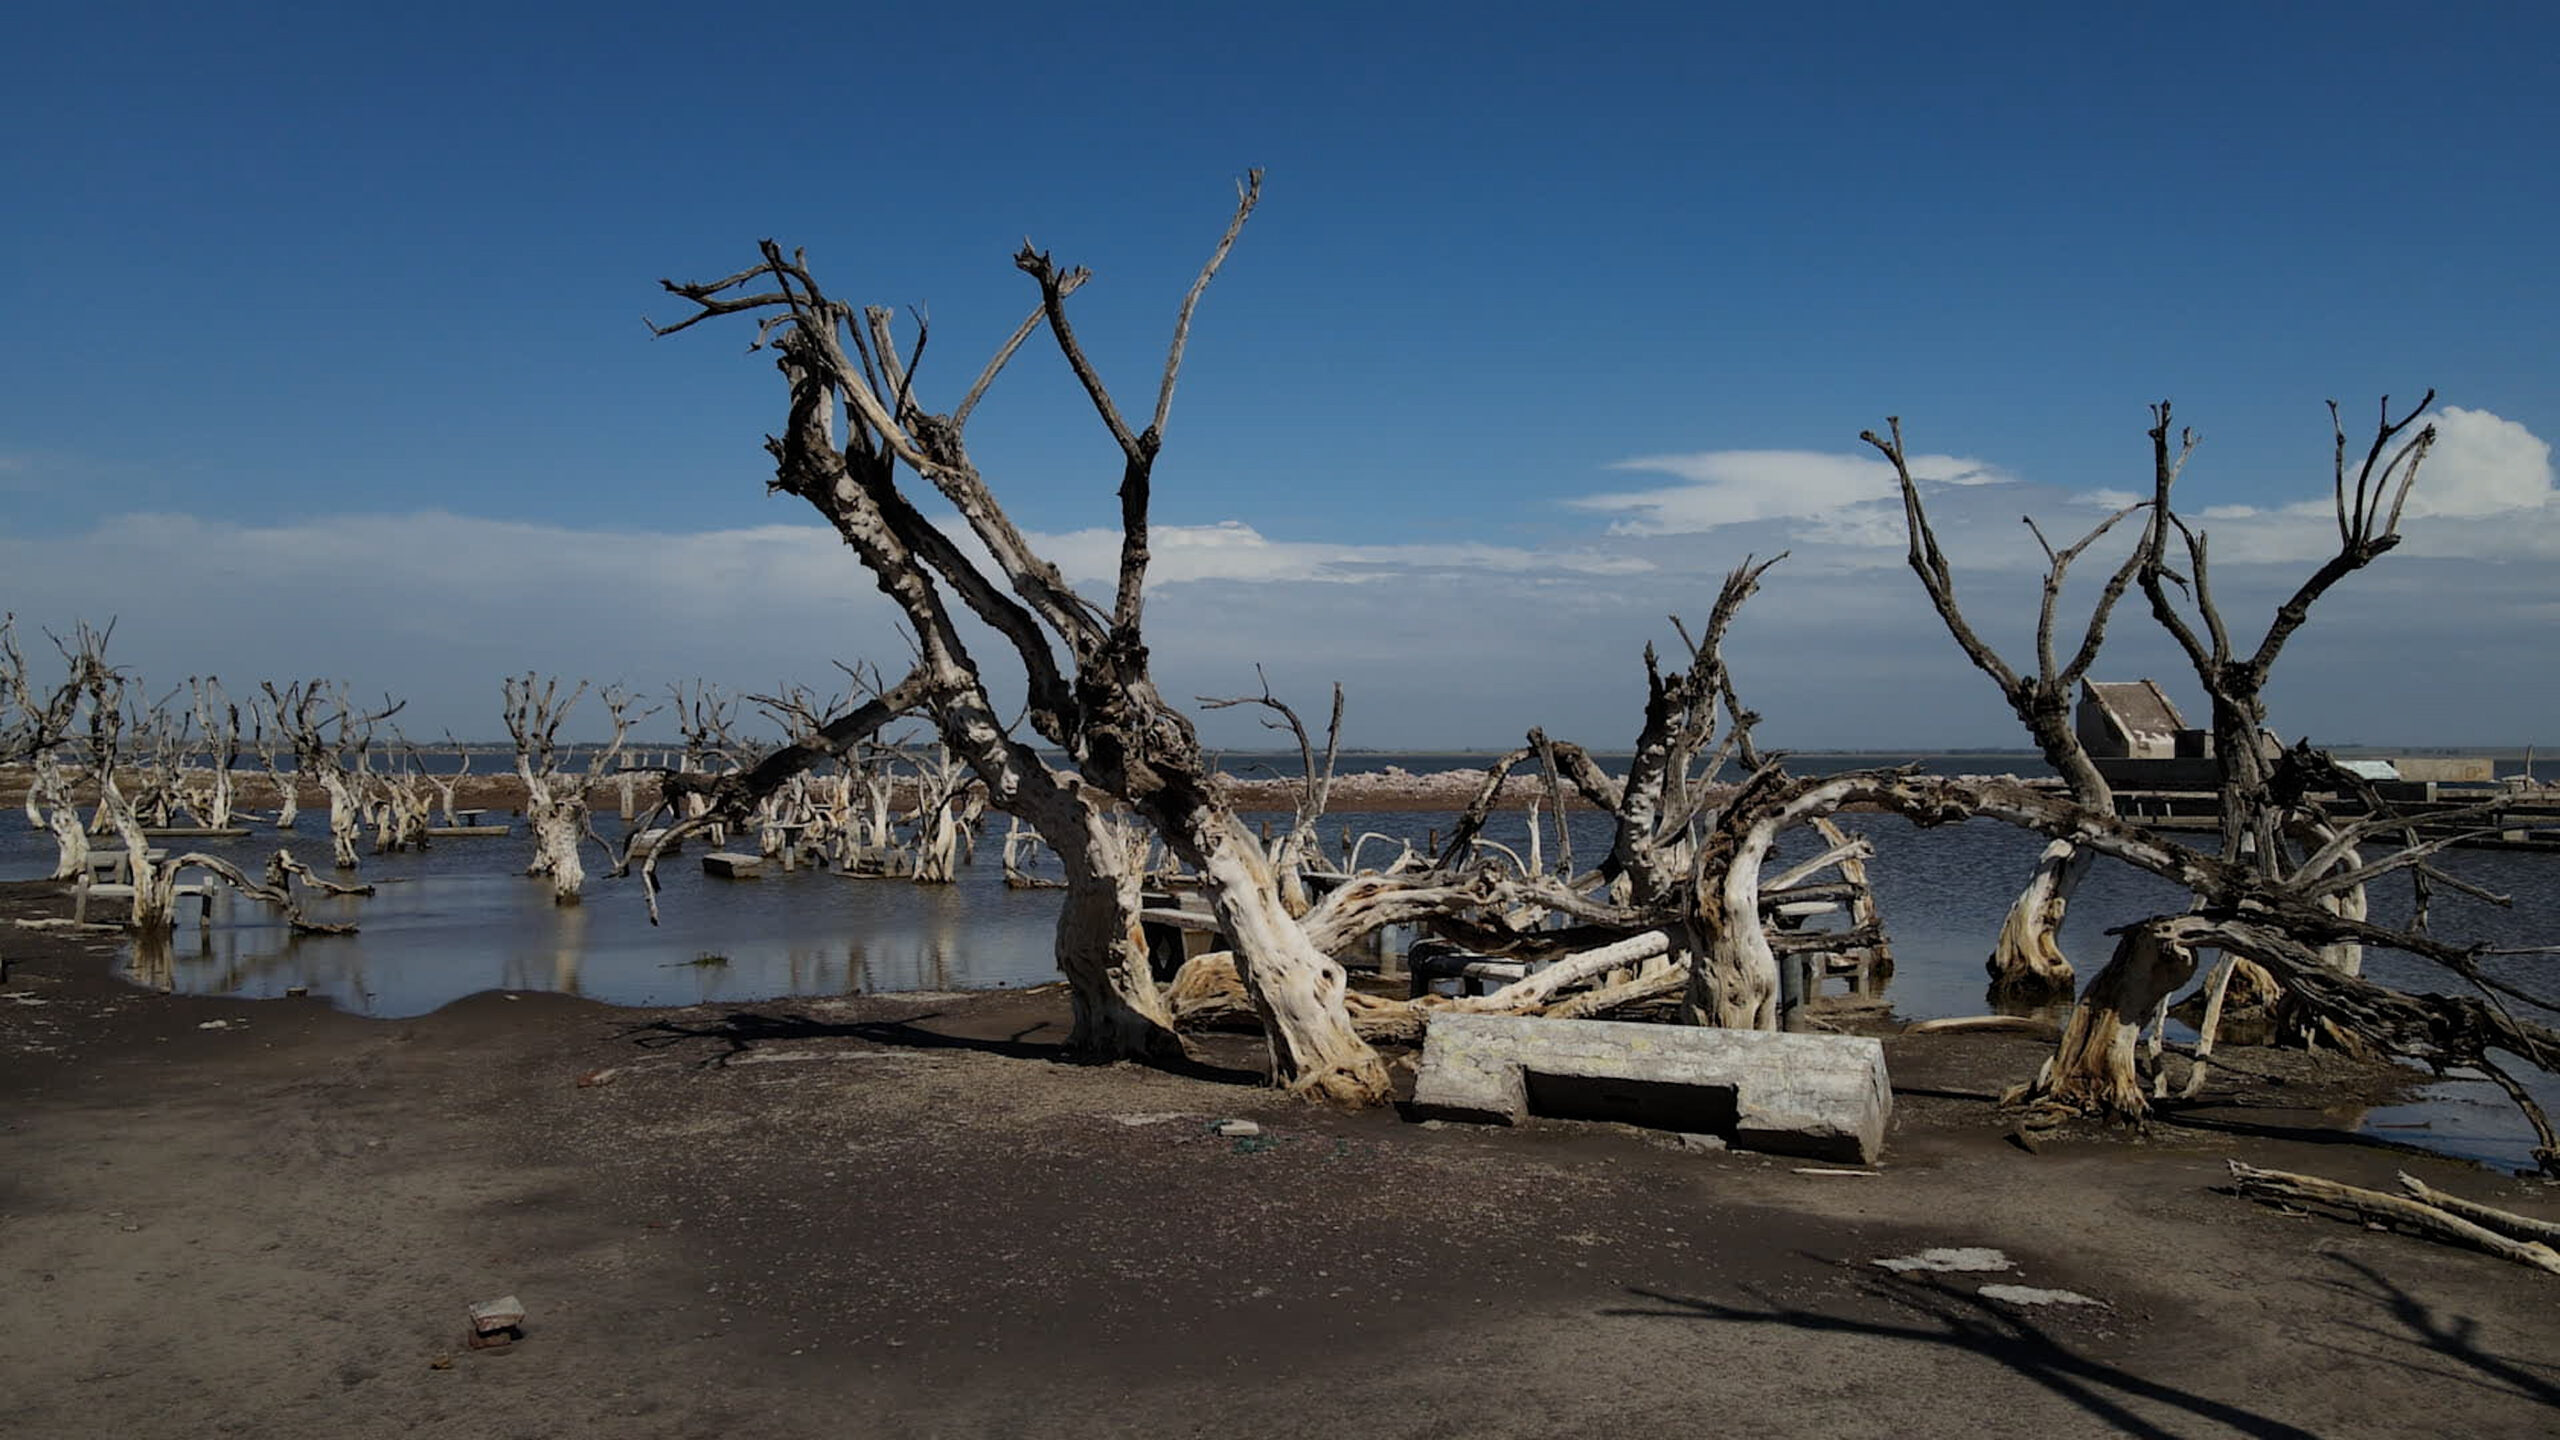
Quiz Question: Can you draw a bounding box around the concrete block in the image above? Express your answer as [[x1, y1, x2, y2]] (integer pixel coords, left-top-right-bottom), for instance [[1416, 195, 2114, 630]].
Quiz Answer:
[[701, 852, 766, 879], [1410, 1012, 1891, 1164]]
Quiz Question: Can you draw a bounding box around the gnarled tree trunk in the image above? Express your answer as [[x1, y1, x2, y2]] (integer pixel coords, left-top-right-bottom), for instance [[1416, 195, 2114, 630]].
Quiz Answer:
[[33, 754, 90, 880], [2011, 920, 2198, 1120], [1175, 809, 1390, 1104], [1987, 838, 2091, 999]]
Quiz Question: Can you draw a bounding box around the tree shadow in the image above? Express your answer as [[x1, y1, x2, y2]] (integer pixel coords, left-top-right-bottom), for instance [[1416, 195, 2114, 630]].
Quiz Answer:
[[1606, 1270, 2324, 1440], [2313, 1252, 2560, 1409], [615, 1008, 1263, 1085]]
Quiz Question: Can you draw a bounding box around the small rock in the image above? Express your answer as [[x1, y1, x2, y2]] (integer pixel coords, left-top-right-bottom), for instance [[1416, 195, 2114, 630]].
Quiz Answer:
[[284, 986, 310, 998], [197, 1020, 232, 1030], [575, 1067, 619, 1088], [1213, 1119, 1262, 1138], [1678, 1133, 1728, 1153], [469, 1295, 526, 1335]]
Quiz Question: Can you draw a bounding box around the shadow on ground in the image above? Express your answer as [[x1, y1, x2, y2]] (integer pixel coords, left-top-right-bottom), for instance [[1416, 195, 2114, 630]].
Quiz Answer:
[[1610, 1268, 2326, 1439], [615, 1007, 1265, 1086]]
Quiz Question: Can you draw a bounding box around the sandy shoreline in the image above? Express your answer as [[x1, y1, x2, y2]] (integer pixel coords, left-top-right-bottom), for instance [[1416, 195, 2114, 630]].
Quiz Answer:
[[5, 878, 2557, 1437]]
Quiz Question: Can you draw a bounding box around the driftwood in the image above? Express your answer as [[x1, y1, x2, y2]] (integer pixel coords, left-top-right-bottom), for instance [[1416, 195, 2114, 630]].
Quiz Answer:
[[1903, 1015, 2064, 1039], [266, 848, 375, 898], [2227, 1160, 2560, 1277], [2395, 1171, 2560, 1246]]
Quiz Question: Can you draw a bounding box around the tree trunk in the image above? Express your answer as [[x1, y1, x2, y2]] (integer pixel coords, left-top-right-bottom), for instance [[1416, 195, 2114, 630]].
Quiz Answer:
[[2012, 921, 2198, 1120], [1684, 808, 1785, 1030], [104, 781, 170, 934], [268, 762, 299, 829], [1051, 826, 1182, 1061], [316, 771, 362, 869], [913, 800, 959, 883], [34, 757, 89, 880], [527, 779, 587, 904], [1986, 838, 2091, 1000], [1179, 811, 1391, 1104]]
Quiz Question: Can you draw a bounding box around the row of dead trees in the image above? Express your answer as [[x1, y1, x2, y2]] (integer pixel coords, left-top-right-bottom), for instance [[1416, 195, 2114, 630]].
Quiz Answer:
[[633, 173, 2560, 1169], [0, 627, 1029, 924]]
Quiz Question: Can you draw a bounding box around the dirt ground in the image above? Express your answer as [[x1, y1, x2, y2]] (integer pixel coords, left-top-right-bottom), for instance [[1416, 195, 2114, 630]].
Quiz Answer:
[[4, 880, 2557, 1439]]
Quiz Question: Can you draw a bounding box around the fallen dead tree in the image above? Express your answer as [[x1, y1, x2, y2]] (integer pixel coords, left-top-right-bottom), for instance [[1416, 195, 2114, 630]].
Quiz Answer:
[[2227, 1161, 2560, 1277]]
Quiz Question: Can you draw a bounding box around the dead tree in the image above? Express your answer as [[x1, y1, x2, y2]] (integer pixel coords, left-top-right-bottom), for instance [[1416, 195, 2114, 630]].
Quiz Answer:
[[1190, 564, 1886, 1034], [2136, 396, 2438, 1042], [653, 174, 1392, 1096], [121, 686, 193, 829], [248, 696, 300, 829], [503, 676, 646, 904], [183, 676, 247, 825], [899, 743, 976, 884], [261, 680, 403, 869], [0, 615, 100, 879], [1677, 768, 2560, 1160], [421, 732, 473, 827], [371, 733, 438, 852], [1198, 667, 1344, 917], [1865, 417, 2148, 1000], [1441, 557, 1782, 916], [2142, 395, 2436, 872], [668, 679, 744, 840]]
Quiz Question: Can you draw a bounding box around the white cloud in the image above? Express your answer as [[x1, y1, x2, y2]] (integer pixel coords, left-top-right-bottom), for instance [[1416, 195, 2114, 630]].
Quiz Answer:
[[2404, 406, 2554, 518], [2073, 488, 2144, 510], [5, 409, 2555, 750], [1020, 519, 1655, 585], [1572, 448, 2011, 536]]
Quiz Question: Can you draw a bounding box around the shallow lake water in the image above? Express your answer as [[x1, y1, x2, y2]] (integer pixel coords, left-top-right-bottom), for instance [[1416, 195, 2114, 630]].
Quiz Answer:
[[9, 799, 2558, 1171]]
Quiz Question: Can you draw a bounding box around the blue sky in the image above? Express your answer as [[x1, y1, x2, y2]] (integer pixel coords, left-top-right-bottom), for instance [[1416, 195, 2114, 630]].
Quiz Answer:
[[4, 3, 2555, 747]]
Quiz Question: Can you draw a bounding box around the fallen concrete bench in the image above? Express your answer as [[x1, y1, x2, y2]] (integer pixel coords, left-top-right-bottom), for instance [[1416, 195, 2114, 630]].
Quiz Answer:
[[1410, 1012, 1891, 1164]]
